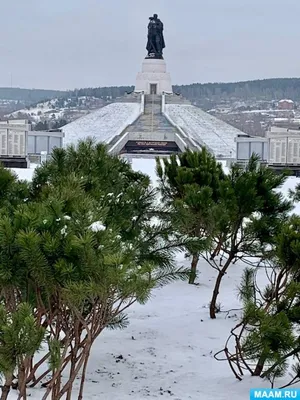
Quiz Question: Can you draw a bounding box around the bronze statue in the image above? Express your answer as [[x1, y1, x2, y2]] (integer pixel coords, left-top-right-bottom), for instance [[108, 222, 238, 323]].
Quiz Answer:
[[146, 14, 165, 59]]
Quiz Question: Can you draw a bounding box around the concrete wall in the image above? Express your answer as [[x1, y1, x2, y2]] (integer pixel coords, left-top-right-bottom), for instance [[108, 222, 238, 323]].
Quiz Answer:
[[266, 128, 300, 164], [164, 93, 191, 105], [28, 130, 64, 155], [0, 119, 29, 156], [235, 132, 300, 166], [108, 133, 129, 155], [268, 136, 300, 165], [236, 137, 268, 162]]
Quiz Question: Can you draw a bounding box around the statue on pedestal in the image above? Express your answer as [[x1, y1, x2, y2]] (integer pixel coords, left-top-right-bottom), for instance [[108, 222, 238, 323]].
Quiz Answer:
[[146, 14, 165, 59]]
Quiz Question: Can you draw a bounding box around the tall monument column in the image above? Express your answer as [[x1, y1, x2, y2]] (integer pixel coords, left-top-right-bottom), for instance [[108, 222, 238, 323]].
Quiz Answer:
[[135, 14, 173, 95]]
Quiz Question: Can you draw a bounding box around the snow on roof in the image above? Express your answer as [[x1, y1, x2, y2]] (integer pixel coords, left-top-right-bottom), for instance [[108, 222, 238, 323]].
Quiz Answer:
[[62, 102, 140, 147], [279, 99, 294, 103], [165, 104, 244, 158]]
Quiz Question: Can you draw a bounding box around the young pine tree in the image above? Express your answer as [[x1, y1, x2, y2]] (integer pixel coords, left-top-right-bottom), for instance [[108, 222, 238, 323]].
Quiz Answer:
[[222, 216, 300, 385], [157, 151, 291, 318], [206, 157, 291, 318], [156, 148, 226, 284], [0, 304, 45, 400], [0, 139, 190, 399]]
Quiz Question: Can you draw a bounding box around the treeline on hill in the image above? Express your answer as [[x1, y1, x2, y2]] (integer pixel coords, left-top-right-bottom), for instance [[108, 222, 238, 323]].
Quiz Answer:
[[34, 119, 68, 131], [0, 88, 67, 103], [0, 86, 134, 103], [69, 79, 300, 103], [173, 78, 300, 102], [3, 78, 300, 106], [69, 86, 134, 99]]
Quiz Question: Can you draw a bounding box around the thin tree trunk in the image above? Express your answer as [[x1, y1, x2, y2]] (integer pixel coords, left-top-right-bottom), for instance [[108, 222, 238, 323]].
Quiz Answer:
[[52, 373, 61, 400], [189, 254, 199, 284], [58, 342, 92, 400], [78, 349, 91, 400], [41, 341, 70, 400], [1, 374, 13, 400], [66, 343, 80, 400], [40, 354, 73, 389], [253, 353, 267, 376], [17, 363, 27, 400], [252, 272, 286, 378], [209, 256, 234, 319], [30, 368, 52, 388], [1, 386, 11, 400], [26, 352, 50, 386], [210, 239, 222, 259]]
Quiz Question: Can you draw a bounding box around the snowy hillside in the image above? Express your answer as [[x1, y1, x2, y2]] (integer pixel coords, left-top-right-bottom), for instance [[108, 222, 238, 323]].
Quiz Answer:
[[62, 102, 140, 146], [165, 104, 246, 158], [8, 159, 300, 400], [0, 99, 23, 116], [8, 99, 67, 122], [6, 96, 106, 128]]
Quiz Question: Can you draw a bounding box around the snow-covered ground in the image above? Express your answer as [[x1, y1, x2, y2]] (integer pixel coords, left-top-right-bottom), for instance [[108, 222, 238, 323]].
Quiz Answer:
[[165, 104, 246, 158], [5, 96, 105, 127], [10, 164, 38, 181], [62, 103, 140, 147], [8, 99, 65, 122], [7, 159, 300, 399]]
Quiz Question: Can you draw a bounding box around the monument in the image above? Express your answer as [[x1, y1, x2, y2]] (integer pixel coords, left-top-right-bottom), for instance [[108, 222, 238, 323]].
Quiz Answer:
[[146, 14, 165, 59], [135, 14, 172, 95]]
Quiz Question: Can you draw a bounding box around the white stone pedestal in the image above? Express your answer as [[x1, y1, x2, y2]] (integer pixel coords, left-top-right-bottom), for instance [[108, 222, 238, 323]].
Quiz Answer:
[[135, 58, 172, 95]]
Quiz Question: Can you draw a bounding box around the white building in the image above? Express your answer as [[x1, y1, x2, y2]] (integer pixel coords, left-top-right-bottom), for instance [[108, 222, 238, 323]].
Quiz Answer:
[[235, 134, 268, 165], [135, 59, 173, 95], [28, 129, 64, 156], [0, 119, 29, 167], [235, 125, 300, 175], [267, 126, 300, 166]]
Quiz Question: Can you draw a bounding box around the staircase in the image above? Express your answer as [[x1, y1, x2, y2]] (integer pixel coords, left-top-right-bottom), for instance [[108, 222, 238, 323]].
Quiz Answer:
[[108, 94, 200, 154], [127, 94, 178, 137]]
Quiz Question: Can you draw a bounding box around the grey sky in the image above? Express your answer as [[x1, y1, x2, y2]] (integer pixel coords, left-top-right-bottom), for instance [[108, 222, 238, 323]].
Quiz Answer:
[[0, 0, 299, 90]]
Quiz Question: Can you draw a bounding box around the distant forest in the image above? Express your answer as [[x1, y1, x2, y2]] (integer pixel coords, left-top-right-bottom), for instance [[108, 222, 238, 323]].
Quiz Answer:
[[69, 86, 134, 99], [2, 78, 300, 105], [0, 87, 67, 103], [173, 78, 300, 107], [67, 79, 300, 103]]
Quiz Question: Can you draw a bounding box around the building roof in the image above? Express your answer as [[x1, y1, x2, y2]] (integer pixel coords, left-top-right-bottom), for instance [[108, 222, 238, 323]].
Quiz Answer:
[[62, 103, 140, 147], [278, 99, 294, 103], [165, 104, 246, 158]]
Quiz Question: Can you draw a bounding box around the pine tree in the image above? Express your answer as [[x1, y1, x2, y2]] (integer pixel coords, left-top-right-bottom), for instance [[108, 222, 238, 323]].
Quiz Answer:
[[0, 139, 190, 399], [220, 215, 300, 385], [206, 156, 291, 318], [0, 304, 45, 400], [157, 151, 292, 318], [156, 148, 226, 284]]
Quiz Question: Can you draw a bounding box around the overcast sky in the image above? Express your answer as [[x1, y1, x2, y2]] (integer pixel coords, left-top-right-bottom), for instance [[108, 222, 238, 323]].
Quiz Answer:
[[0, 0, 299, 90]]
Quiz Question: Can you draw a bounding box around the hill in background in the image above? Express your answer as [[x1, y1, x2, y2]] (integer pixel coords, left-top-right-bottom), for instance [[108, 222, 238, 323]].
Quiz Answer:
[[0, 87, 67, 103], [173, 78, 300, 109], [2, 78, 300, 136], [1, 78, 300, 106]]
